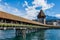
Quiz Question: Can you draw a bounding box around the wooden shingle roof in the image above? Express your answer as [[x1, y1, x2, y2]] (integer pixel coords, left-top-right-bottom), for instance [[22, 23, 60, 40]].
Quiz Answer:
[[0, 11, 42, 25], [37, 10, 46, 18]]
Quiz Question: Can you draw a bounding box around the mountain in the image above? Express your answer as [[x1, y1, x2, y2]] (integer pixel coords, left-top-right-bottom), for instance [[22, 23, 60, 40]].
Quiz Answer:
[[46, 15, 60, 22]]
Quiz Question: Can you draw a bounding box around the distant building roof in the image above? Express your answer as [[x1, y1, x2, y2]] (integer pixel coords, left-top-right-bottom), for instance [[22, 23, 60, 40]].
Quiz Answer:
[[37, 10, 46, 18], [0, 11, 42, 25]]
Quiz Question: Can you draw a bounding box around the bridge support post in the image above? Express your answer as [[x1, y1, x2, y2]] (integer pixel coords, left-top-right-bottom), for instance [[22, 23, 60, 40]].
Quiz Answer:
[[38, 29, 46, 40], [1, 19, 3, 23], [16, 29, 22, 36], [16, 29, 26, 39]]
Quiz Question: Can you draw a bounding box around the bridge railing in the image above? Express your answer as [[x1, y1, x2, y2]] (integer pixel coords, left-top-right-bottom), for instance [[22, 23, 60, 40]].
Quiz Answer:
[[0, 23, 39, 27], [0, 23, 49, 29]]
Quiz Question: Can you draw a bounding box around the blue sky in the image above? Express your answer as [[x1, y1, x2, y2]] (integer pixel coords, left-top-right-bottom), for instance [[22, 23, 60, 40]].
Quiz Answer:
[[0, 0, 60, 20]]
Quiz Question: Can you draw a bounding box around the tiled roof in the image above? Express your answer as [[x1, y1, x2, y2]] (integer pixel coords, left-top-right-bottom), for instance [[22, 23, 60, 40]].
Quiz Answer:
[[37, 10, 46, 18]]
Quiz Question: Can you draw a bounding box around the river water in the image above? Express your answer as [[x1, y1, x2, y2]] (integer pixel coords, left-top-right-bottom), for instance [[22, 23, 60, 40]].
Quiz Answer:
[[0, 29, 60, 40]]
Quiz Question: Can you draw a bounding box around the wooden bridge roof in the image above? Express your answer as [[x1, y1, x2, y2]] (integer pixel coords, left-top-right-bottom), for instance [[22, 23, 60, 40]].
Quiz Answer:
[[0, 11, 42, 25]]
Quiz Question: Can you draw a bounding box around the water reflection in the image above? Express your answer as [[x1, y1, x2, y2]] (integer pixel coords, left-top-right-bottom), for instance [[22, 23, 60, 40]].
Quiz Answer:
[[0, 29, 60, 40], [45, 29, 60, 40], [26, 29, 45, 40]]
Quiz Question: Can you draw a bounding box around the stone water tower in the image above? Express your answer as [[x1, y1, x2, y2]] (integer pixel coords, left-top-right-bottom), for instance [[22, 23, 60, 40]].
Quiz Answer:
[[37, 10, 46, 24]]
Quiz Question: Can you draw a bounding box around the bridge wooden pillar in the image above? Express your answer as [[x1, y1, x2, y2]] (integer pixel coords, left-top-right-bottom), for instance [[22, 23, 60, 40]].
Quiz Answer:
[[37, 29, 45, 40], [16, 29, 26, 39], [0, 19, 3, 23], [5, 19, 7, 23], [16, 29, 22, 36], [11, 21, 14, 24]]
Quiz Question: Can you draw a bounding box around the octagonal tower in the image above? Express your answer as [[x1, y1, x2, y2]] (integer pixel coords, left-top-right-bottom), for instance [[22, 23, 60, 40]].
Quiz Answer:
[[37, 10, 46, 24]]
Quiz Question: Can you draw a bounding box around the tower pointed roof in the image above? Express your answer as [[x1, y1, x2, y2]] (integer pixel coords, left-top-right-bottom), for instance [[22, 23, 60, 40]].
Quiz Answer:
[[37, 10, 46, 18]]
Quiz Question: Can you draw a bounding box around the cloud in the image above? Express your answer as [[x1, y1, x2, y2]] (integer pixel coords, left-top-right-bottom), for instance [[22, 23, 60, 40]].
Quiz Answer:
[[23, 0, 55, 20], [24, 6, 40, 19], [55, 14, 60, 18], [23, 1, 40, 20], [23, 1, 29, 7], [32, 0, 55, 10], [4, 2, 8, 6], [0, 2, 23, 17], [24, 8, 39, 19]]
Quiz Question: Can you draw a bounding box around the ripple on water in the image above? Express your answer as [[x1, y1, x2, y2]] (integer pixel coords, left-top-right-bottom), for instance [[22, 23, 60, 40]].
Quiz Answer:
[[0, 30, 16, 39], [45, 29, 60, 40]]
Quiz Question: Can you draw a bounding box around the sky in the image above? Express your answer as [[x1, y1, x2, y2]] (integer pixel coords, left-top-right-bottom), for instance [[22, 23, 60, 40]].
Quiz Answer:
[[0, 0, 60, 20]]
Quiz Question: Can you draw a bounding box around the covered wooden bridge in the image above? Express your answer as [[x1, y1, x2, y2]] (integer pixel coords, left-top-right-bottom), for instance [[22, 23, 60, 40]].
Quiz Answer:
[[0, 11, 60, 30]]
